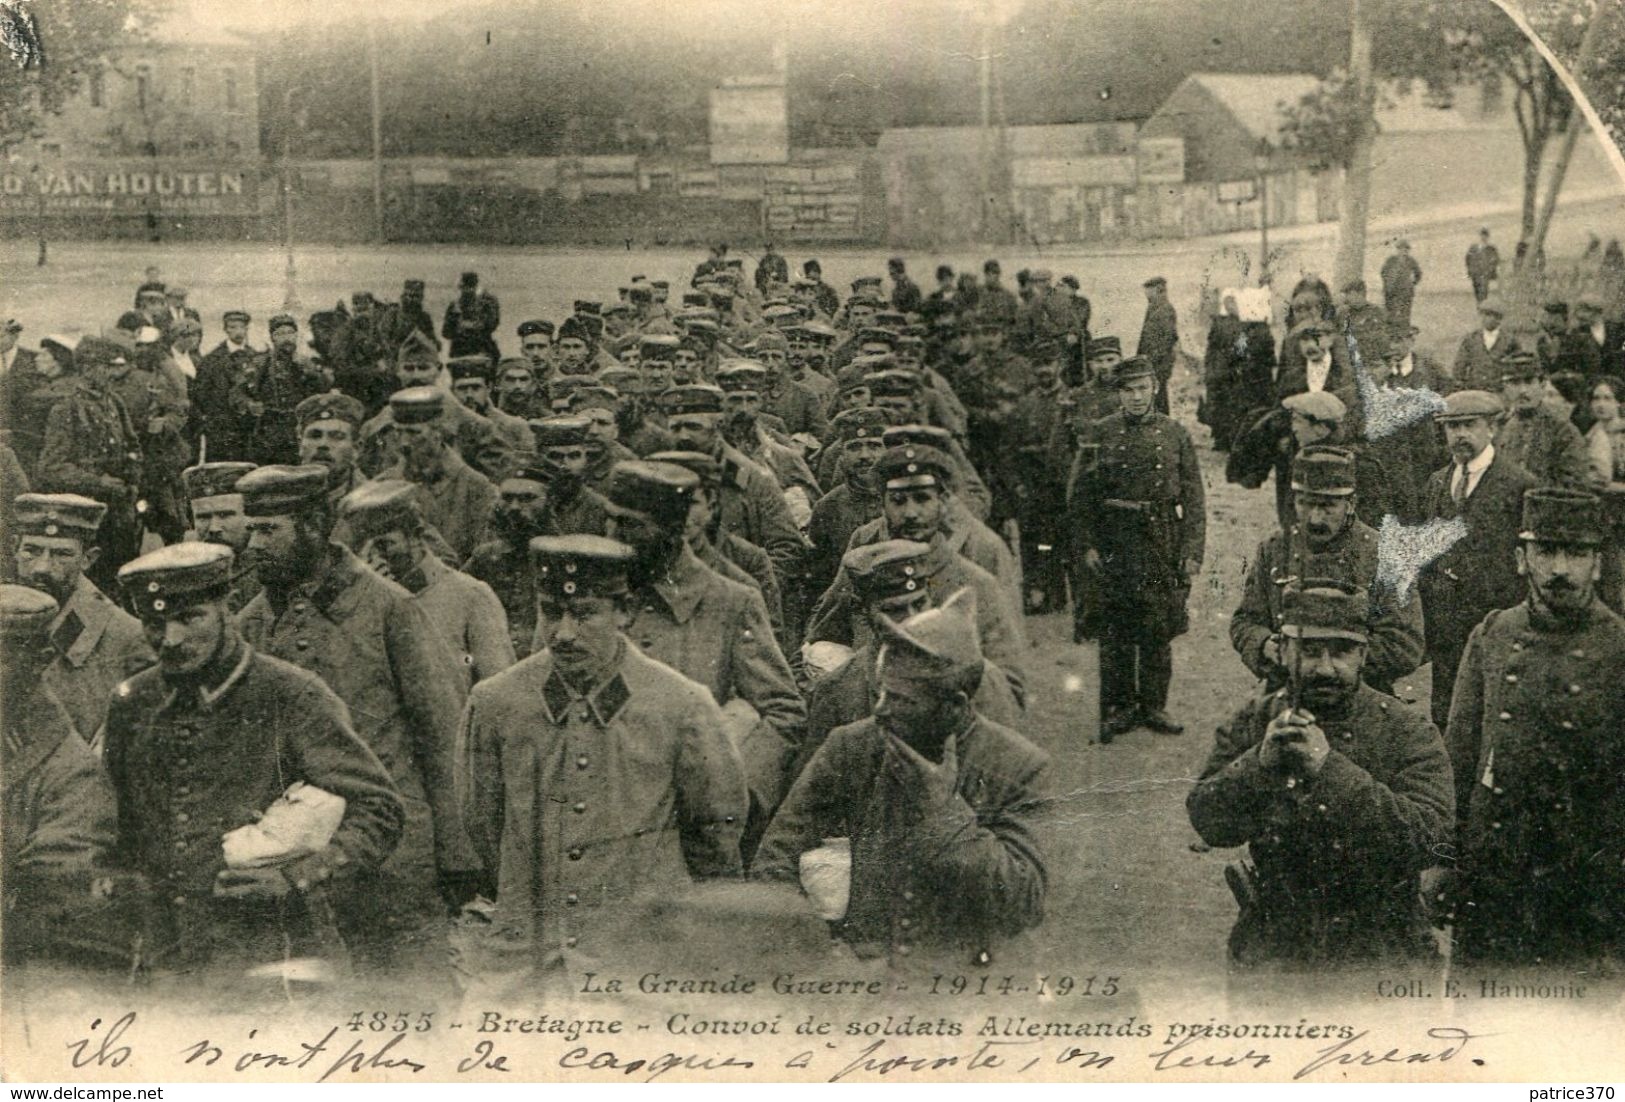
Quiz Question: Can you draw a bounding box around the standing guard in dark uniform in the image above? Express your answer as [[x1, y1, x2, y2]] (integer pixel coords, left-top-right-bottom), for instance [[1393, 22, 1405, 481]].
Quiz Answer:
[[233, 314, 332, 467], [1008, 341, 1071, 614], [1444, 487, 1625, 966], [1071, 357, 1206, 741], [104, 542, 403, 978], [194, 310, 259, 460], [1136, 277, 1180, 416], [442, 272, 501, 362]]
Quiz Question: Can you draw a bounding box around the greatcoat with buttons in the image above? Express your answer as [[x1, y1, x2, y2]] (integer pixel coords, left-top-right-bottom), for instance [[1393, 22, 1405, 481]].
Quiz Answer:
[[755, 714, 1049, 965], [1445, 598, 1625, 964], [102, 643, 403, 968], [456, 641, 748, 971], [44, 574, 153, 745], [1187, 682, 1454, 966]]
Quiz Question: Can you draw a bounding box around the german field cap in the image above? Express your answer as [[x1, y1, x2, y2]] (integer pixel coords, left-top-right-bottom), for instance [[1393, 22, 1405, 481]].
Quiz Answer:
[[572, 300, 602, 317], [639, 334, 681, 360], [75, 337, 127, 370], [1478, 295, 1507, 316], [801, 320, 838, 341], [340, 479, 422, 541], [556, 316, 592, 345], [763, 304, 801, 322], [603, 301, 633, 317], [882, 424, 953, 452], [389, 386, 446, 424], [13, 493, 106, 539], [0, 585, 59, 641], [662, 384, 725, 416], [268, 313, 299, 333], [605, 461, 699, 529], [136, 281, 166, 297], [851, 276, 883, 291], [857, 326, 896, 347], [296, 390, 365, 430], [1498, 350, 1543, 382], [182, 462, 256, 502], [1519, 486, 1604, 546], [751, 330, 789, 354], [1086, 336, 1122, 360], [1280, 581, 1370, 642], [875, 444, 954, 491], [681, 292, 710, 308], [875, 311, 908, 329], [567, 385, 620, 413], [876, 587, 983, 681], [843, 539, 937, 603], [1282, 390, 1347, 425], [238, 464, 330, 517], [832, 407, 890, 441], [1435, 389, 1503, 422], [678, 316, 720, 336], [1290, 445, 1357, 497], [716, 360, 768, 391], [597, 365, 639, 391], [1542, 299, 1569, 317], [646, 450, 719, 486], [403, 279, 426, 293], [517, 319, 554, 338], [1143, 276, 1167, 289], [865, 369, 921, 398], [1113, 356, 1156, 385], [118, 541, 236, 618], [448, 355, 496, 382]]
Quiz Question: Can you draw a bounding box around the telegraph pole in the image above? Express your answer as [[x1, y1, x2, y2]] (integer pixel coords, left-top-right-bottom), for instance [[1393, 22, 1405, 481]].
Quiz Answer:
[[281, 86, 299, 311], [368, 20, 385, 243]]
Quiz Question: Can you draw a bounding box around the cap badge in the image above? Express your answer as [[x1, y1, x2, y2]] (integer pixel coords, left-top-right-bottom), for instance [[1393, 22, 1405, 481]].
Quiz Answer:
[[147, 581, 161, 593], [152, 598, 166, 612], [562, 581, 577, 595]]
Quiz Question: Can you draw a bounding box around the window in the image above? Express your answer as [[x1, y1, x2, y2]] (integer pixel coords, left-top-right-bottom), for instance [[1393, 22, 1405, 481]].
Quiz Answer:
[[89, 66, 105, 107], [181, 67, 196, 106], [135, 64, 152, 110], [225, 69, 238, 111]]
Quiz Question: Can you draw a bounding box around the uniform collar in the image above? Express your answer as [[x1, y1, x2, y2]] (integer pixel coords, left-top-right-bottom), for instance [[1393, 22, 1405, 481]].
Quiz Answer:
[[647, 545, 709, 624], [278, 542, 367, 618], [540, 649, 631, 727], [51, 575, 114, 668]]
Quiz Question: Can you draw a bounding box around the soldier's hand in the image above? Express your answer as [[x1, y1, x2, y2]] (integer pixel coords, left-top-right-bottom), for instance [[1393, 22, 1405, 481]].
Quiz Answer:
[[245, 399, 266, 418], [1083, 548, 1103, 574], [1420, 866, 1458, 927], [214, 866, 293, 900], [886, 732, 959, 806], [1261, 707, 1312, 770], [1292, 722, 1331, 775], [1263, 634, 1286, 668]]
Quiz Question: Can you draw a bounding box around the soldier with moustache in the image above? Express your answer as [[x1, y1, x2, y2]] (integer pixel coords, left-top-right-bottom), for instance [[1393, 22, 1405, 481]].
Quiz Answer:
[[1443, 487, 1625, 966], [11, 493, 152, 743], [1230, 446, 1424, 696], [805, 408, 890, 605], [233, 314, 332, 467], [182, 462, 263, 612], [194, 309, 258, 460], [104, 541, 404, 976], [1071, 357, 1206, 742], [1495, 351, 1594, 489], [449, 354, 533, 460], [375, 387, 498, 564], [1189, 583, 1453, 967]]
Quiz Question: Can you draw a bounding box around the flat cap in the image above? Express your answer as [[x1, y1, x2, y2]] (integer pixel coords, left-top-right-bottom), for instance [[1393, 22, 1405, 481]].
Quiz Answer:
[[646, 450, 719, 486], [1477, 295, 1507, 315], [448, 355, 496, 382], [1435, 389, 1504, 422], [716, 360, 768, 391], [529, 415, 592, 449], [517, 319, 555, 338], [1280, 581, 1371, 642], [876, 587, 983, 682], [662, 384, 726, 416], [267, 313, 299, 332], [13, 493, 107, 539], [339, 479, 422, 541], [875, 444, 954, 491], [882, 424, 953, 452], [238, 464, 330, 517], [222, 309, 251, 324], [857, 326, 897, 347], [1290, 445, 1357, 497], [389, 386, 446, 425], [118, 541, 236, 618], [1520, 486, 1604, 546], [1498, 349, 1543, 381], [1282, 390, 1347, 425], [182, 462, 257, 502], [865, 369, 921, 398], [843, 539, 937, 604], [296, 390, 366, 430], [1086, 336, 1122, 360], [529, 535, 634, 598], [832, 407, 891, 442], [604, 460, 699, 529], [0, 585, 60, 641]]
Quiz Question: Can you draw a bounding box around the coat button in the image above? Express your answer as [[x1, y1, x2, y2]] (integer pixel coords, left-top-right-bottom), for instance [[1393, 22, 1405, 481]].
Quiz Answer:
[[568, 848, 582, 861], [563, 936, 578, 948], [1560, 720, 1575, 730], [1568, 684, 1581, 695], [572, 802, 586, 814], [565, 893, 579, 905], [1504, 673, 1517, 683], [175, 812, 189, 823], [296, 639, 310, 650], [577, 705, 591, 721], [174, 840, 187, 851], [173, 896, 186, 906], [1498, 711, 1511, 721], [576, 755, 589, 769]]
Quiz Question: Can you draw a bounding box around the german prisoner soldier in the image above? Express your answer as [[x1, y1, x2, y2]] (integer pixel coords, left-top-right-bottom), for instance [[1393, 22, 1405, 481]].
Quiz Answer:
[[1444, 487, 1625, 965], [1380, 240, 1423, 329], [1451, 297, 1522, 393], [1418, 390, 1537, 728], [1495, 351, 1594, 489], [182, 462, 262, 613], [496, 356, 547, 422], [234, 314, 332, 467], [378, 279, 438, 357], [757, 588, 1049, 965], [1230, 447, 1423, 696], [647, 449, 785, 647], [449, 354, 532, 459], [234, 464, 480, 969], [104, 331, 191, 547], [1, 585, 117, 963], [598, 461, 805, 838], [755, 330, 828, 439], [293, 390, 368, 515], [456, 535, 746, 982], [805, 408, 889, 603], [442, 271, 501, 362], [35, 338, 145, 589], [196, 313, 256, 458], [3, 330, 77, 479], [1072, 357, 1205, 741], [1008, 342, 1071, 614], [1189, 583, 1453, 967], [888, 257, 923, 315], [461, 460, 555, 660], [12, 494, 153, 743], [1136, 277, 1180, 416], [104, 542, 403, 975], [341, 480, 515, 686], [1465, 227, 1499, 303], [806, 444, 1028, 705], [798, 541, 1021, 778], [663, 384, 806, 586], [376, 387, 497, 564]]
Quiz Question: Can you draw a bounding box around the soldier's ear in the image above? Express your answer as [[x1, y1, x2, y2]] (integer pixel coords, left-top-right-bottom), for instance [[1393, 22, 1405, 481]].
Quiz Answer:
[[1513, 544, 1529, 578], [83, 545, 102, 569]]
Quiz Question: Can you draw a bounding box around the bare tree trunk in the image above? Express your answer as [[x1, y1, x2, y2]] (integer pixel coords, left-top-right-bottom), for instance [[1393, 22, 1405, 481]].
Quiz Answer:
[[1333, 0, 1375, 289], [1527, 1, 1612, 268]]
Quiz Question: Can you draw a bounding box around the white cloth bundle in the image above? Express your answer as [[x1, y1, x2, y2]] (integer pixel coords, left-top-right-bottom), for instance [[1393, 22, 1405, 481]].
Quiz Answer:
[[221, 782, 346, 869], [801, 641, 854, 684], [799, 837, 852, 921]]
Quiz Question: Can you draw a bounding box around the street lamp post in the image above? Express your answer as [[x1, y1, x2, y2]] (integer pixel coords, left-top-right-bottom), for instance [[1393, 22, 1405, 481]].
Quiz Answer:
[[1255, 139, 1272, 286], [281, 87, 299, 312]]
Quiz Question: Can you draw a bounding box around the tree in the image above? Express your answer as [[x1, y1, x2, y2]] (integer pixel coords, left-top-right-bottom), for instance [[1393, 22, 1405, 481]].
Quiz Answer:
[[0, 0, 169, 147]]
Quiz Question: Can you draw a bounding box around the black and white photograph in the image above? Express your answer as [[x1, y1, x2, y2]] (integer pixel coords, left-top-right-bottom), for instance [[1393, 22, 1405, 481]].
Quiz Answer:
[[1, 0, 1622, 1086]]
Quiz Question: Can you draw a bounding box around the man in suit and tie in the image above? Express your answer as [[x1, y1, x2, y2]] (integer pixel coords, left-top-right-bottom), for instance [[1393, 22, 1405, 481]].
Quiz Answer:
[[1417, 390, 1536, 728], [1451, 297, 1521, 392]]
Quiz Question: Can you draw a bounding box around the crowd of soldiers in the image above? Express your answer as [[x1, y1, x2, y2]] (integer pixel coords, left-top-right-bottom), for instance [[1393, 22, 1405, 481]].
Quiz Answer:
[[0, 236, 1621, 993]]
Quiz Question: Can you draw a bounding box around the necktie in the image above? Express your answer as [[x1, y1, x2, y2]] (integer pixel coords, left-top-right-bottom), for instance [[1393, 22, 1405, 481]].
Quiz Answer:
[[1452, 464, 1469, 509]]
